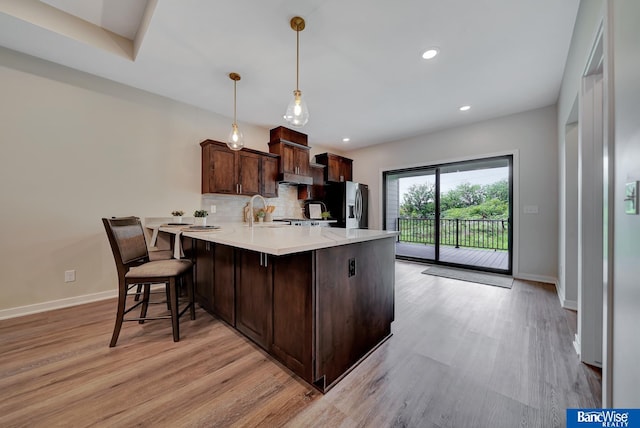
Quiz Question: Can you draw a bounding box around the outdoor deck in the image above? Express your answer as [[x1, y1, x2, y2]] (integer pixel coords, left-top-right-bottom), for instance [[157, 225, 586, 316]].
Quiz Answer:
[[396, 242, 509, 271]]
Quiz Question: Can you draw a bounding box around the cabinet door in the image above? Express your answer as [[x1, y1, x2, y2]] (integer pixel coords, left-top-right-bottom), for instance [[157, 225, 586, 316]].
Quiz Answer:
[[271, 252, 313, 382], [213, 244, 235, 325], [340, 158, 353, 182], [194, 240, 214, 313], [261, 156, 279, 198], [237, 151, 261, 195], [327, 156, 342, 182], [281, 144, 296, 174], [235, 250, 272, 349], [294, 147, 310, 176], [208, 146, 237, 194]]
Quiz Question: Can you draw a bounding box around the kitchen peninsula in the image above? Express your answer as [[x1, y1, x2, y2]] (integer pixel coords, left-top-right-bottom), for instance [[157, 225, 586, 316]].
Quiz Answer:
[[150, 223, 397, 392]]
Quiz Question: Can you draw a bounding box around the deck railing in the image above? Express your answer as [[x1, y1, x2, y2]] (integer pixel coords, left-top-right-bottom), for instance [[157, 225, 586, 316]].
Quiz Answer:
[[397, 217, 509, 250]]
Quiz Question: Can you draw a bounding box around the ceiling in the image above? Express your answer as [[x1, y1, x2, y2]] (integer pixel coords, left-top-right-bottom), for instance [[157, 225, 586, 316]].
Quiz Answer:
[[0, 0, 580, 150]]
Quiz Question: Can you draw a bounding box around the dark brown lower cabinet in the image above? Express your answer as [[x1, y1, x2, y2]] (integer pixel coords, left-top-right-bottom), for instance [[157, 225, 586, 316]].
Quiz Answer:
[[213, 244, 235, 325], [193, 239, 214, 312], [271, 252, 314, 382], [190, 236, 395, 392], [190, 239, 235, 325], [235, 249, 272, 349]]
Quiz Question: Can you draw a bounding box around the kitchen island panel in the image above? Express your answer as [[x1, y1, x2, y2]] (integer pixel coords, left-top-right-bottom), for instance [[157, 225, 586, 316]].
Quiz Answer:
[[314, 236, 395, 390]]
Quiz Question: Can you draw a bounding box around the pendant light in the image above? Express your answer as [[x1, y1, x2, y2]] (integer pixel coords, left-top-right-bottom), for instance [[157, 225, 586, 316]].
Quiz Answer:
[[227, 72, 244, 151], [284, 16, 309, 127]]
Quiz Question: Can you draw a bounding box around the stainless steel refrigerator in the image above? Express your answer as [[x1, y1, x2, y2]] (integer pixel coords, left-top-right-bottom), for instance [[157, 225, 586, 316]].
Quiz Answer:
[[324, 181, 368, 229]]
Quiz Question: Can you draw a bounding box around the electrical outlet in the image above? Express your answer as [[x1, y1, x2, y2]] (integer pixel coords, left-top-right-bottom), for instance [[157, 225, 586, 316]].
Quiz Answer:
[[348, 258, 356, 277], [210, 205, 216, 213], [65, 270, 76, 283]]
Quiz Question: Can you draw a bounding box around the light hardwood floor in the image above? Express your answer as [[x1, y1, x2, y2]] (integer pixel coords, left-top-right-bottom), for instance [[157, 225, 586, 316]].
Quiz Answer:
[[0, 261, 600, 427]]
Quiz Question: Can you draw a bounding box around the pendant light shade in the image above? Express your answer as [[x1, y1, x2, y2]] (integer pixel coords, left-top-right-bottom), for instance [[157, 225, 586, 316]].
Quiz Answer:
[[227, 72, 244, 151], [284, 16, 309, 127], [285, 89, 309, 127]]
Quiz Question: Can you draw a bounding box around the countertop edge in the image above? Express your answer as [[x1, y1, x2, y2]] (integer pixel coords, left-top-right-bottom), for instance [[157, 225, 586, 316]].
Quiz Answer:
[[146, 222, 399, 256]]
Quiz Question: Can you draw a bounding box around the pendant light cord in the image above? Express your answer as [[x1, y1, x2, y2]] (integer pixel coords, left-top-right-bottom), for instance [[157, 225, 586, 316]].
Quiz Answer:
[[233, 79, 237, 126], [296, 29, 300, 92]]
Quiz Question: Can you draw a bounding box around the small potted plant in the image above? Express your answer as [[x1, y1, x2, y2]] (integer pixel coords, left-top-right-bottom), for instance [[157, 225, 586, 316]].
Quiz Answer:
[[171, 210, 185, 223], [194, 209, 209, 226], [321, 211, 331, 220], [256, 209, 266, 223]]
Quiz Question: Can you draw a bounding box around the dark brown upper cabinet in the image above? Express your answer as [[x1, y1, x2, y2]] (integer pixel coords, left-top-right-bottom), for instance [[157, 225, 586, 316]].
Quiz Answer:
[[200, 139, 279, 197], [314, 153, 353, 183]]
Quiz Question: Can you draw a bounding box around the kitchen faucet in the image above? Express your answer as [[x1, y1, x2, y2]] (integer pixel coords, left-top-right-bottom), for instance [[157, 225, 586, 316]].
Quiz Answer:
[[249, 194, 267, 228]]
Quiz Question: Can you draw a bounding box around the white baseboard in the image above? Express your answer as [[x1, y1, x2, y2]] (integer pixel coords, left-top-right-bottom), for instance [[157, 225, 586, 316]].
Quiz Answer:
[[552, 281, 579, 310], [0, 290, 117, 320], [513, 272, 558, 285]]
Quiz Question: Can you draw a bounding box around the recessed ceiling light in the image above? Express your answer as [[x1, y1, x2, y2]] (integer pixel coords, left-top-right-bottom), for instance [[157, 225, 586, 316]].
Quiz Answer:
[[422, 48, 439, 60], [342, 137, 350, 143], [459, 105, 471, 111]]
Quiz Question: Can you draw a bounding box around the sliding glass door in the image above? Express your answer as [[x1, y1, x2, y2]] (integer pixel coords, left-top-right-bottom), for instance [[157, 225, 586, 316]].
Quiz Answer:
[[385, 168, 437, 261], [384, 155, 512, 274]]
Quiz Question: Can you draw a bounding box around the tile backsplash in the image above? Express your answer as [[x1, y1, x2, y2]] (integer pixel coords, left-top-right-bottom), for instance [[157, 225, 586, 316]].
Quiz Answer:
[[201, 184, 304, 223]]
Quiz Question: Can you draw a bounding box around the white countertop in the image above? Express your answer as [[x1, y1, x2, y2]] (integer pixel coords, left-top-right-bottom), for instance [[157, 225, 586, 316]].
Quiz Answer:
[[146, 221, 398, 256]]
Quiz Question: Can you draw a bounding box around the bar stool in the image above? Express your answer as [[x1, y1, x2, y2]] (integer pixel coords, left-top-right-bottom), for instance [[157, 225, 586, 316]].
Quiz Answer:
[[102, 217, 195, 346]]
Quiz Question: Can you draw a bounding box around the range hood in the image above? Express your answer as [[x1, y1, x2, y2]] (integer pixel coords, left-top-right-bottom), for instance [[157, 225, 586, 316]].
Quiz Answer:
[[278, 172, 313, 185], [268, 127, 313, 186]]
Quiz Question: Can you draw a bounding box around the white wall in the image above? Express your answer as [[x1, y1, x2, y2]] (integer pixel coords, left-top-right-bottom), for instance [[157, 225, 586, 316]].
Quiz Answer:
[[0, 47, 333, 315], [346, 105, 558, 281], [611, 0, 640, 407]]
